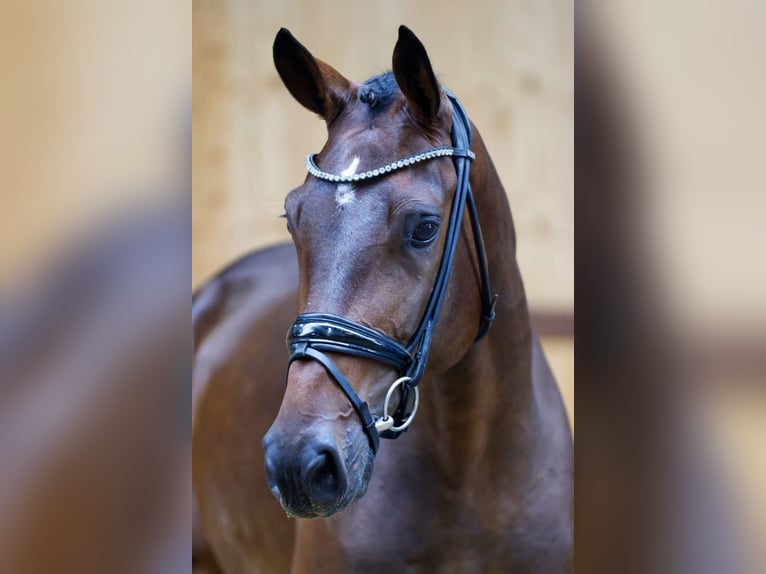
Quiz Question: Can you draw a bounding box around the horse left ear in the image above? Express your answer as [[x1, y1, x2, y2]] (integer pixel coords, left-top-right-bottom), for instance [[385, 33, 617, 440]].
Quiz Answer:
[[273, 28, 351, 122], [392, 26, 441, 123]]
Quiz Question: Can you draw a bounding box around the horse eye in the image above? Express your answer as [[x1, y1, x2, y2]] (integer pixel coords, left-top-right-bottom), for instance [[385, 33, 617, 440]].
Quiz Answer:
[[411, 221, 439, 246]]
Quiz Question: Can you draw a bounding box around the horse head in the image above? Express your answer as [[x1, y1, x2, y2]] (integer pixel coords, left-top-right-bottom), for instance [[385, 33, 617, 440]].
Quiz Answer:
[[262, 26, 493, 518]]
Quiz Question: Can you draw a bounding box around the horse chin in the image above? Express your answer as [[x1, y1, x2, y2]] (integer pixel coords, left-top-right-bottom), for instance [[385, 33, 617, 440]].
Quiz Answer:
[[281, 495, 354, 519]]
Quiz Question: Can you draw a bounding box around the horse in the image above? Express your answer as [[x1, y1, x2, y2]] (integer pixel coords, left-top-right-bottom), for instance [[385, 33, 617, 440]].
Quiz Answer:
[[192, 26, 573, 573]]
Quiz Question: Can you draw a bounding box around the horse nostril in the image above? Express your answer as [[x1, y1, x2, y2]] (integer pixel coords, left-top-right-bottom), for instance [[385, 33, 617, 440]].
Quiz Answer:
[[263, 432, 349, 513], [313, 452, 338, 492], [304, 447, 346, 504]]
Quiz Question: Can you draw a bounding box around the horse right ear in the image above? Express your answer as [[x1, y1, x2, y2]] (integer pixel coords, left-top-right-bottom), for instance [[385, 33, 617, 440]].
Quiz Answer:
[[392, 26, 441, 124], [273, 28, 352, 122]]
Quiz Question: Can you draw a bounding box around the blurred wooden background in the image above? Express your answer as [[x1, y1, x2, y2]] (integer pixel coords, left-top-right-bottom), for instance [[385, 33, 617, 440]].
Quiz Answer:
[[192, 0, 574, 422]]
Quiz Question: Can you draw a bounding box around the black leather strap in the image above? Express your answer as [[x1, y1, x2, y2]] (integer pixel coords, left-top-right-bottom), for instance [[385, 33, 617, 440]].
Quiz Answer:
[[448, 88, 497, 340], [289, 345, 380, 453], [288, 314, 413, 372], [401, 89, 497, 381]]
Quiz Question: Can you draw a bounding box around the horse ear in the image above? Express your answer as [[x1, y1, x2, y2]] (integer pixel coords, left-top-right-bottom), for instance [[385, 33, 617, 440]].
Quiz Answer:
[[392, 26, 441, 123], [273, 28, 351, 121]]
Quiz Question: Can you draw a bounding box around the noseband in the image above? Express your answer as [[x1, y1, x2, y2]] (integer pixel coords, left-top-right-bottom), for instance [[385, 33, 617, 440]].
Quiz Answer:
[[286, 90, 497, 452]]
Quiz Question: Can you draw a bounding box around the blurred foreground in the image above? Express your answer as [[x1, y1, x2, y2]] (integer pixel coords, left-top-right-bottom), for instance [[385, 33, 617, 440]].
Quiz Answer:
[[577, 1, 766, 572], [0, 1, 190, 572], [0, 204, 190, 573]]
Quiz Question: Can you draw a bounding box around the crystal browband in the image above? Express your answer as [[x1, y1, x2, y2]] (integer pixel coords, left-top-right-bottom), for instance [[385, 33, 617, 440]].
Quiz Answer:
[[305, 145, 476, 184]]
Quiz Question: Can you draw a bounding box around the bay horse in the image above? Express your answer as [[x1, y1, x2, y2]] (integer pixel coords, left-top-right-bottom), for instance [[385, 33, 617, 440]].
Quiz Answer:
[[193, 26, 572, 573]]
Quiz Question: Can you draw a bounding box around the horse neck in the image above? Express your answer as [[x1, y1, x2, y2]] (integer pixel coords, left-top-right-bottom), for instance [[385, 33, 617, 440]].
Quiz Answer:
[[420, 128, 538, 480]]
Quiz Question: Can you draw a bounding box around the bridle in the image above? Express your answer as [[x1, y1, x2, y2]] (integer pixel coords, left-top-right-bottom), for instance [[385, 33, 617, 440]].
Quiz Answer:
[[286, 90, 497, 452]]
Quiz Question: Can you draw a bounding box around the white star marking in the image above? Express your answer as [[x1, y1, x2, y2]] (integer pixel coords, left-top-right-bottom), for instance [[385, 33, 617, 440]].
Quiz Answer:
[[335, 156, 360, 207]]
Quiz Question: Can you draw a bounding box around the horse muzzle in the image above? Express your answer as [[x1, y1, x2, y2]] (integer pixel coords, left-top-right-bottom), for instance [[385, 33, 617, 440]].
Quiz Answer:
[[262, 432, 353, 517]]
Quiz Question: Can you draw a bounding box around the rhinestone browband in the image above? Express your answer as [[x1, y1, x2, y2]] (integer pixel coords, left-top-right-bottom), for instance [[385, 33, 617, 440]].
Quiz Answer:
[[305, 145, 476, 183]]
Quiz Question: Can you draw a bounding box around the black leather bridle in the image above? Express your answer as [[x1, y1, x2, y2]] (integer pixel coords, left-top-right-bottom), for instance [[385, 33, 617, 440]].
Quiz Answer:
[[286, 90, 497, 452]]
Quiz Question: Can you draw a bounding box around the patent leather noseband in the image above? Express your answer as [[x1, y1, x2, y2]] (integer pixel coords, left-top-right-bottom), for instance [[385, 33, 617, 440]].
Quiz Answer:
[[287, 90, 497, 452]]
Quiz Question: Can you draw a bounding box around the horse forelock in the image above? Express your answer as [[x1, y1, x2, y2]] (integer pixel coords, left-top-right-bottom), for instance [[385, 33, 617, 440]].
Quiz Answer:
[[358, 71, 400, 114]]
